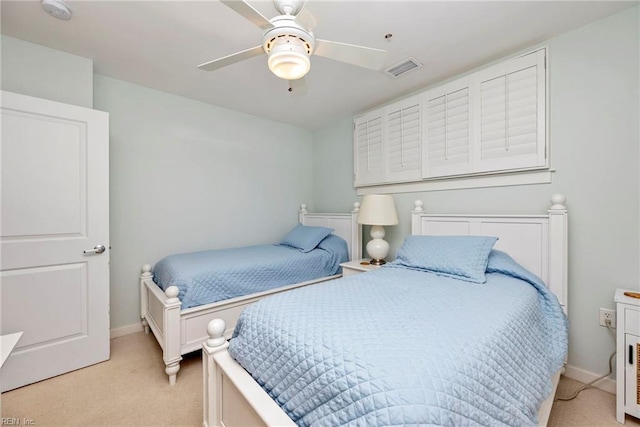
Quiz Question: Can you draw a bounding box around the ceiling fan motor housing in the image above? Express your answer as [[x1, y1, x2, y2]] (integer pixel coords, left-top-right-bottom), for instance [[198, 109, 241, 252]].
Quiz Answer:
[[273, 0, 304, 16], [262, 15, 315, 56]]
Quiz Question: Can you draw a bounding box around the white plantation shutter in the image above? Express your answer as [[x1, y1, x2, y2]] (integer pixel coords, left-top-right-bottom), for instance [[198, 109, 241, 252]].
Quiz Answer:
[[386, 96, 422, 182], [476, 49, 546, 172], [353, 48, 548, 189], [354, 111, 385, 186], [423, 80, 471, 178]]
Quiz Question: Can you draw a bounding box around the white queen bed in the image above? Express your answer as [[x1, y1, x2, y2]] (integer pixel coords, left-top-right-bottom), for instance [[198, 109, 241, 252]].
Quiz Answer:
[[140, 203, 362, 384], [202, 195, 569, 427]]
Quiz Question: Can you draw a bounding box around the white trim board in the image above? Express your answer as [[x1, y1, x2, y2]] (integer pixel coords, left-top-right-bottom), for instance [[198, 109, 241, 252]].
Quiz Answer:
[[563, 363, 616, 395], [110, 323, 144, 339], [357, 169, 553, 195]]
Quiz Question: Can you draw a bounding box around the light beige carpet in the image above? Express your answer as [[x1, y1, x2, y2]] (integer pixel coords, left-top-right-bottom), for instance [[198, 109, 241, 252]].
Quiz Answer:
[[1, 331, 639, 426], [1, 332, 202, 426]]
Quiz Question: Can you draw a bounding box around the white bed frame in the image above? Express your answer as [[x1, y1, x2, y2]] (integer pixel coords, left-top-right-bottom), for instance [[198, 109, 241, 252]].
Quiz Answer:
[[140, 203, 362, 384], [202, 194, 569, 427]]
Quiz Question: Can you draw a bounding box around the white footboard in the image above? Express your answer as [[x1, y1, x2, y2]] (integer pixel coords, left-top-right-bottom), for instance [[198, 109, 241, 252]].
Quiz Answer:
[[202, 317, 562, 427], [202, 319, 295, 427], [140, 265, 182, 384], [141, 265, 340, 385]]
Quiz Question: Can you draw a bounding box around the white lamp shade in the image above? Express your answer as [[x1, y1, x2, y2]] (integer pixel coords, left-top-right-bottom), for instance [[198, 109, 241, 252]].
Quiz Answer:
[[267, 40, 311, 80], [357, 195, 398, 226]]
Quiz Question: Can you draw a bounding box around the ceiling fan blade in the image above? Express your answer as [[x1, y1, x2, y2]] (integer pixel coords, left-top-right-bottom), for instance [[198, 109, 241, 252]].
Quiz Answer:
[[220, 0, 274, 30], [288, 77, 307, 96], [314, 39, 387, 71], [198, 45, 264, 71]]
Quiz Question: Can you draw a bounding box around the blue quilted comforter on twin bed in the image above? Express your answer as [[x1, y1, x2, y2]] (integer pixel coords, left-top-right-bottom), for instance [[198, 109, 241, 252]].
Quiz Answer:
[[152, 235, 348, 309], [228, 250, 569, 426]]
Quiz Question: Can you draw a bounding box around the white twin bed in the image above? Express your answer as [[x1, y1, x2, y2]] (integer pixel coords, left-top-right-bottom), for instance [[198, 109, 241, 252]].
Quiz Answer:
[[201, 195, 569, 427], [140, 203, 362, 384]]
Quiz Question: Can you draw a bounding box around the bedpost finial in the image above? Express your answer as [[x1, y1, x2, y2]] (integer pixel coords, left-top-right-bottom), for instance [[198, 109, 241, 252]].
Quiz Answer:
[[549, 194, 567, 211], [140, 264, 153, 279], [352, 202, 360, 213], [206, 319, 227, 348], [300, 204, 308, 214], [165, 286, 180, 304], [413, 200, 424, 212]]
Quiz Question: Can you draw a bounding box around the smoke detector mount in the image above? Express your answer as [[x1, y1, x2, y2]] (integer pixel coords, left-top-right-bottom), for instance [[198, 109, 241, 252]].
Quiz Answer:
[[42, 0, 72, 21]]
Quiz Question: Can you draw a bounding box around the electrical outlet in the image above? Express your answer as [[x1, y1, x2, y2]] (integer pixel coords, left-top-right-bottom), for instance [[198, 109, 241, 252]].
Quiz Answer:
[[599, 308, 616, 327]]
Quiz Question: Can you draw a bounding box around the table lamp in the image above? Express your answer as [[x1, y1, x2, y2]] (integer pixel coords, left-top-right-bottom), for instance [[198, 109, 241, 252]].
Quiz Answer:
[[357, 194, 398, 265]]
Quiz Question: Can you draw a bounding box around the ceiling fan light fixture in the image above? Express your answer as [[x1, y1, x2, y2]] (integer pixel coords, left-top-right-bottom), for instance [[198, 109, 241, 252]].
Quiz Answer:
[[267, 39, 311, 80]]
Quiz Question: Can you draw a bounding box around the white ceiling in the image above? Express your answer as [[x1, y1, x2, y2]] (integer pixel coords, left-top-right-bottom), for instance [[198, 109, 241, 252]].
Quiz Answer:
[[1, 1, 636, 130]]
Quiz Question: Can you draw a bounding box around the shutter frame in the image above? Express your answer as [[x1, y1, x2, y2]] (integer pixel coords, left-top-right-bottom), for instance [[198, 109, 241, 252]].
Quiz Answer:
[[423, 78, 471, 178], [386, 95, 422, 183], [474, 48, 547, 173]]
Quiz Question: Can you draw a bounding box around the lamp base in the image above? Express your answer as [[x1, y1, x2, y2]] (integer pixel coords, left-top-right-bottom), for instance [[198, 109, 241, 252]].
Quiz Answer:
[[365, 226, 390, 266]]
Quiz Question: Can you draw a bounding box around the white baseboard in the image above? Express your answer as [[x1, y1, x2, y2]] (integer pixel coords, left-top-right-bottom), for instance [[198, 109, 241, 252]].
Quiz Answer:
[[563, 363, 616, 395], [110, 323, 144, 339]]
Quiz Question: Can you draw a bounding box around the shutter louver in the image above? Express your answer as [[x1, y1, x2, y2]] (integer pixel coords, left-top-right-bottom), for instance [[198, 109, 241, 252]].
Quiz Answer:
[[425, 86, 469, 177], [480, 65, 538, 160], [387, 102, 421, 179], [355, 115, 384, 185]]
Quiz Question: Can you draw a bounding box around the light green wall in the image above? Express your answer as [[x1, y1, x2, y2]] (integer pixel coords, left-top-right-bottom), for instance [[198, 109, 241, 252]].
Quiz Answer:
[[94, 76, 314, 328], [312, 117, 358, 211], [312, 6, 640, 379], [1, 36, 93, 108]]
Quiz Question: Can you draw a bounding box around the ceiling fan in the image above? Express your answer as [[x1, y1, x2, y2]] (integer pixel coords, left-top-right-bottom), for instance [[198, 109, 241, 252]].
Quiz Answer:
[[198, 0, 388, 84]]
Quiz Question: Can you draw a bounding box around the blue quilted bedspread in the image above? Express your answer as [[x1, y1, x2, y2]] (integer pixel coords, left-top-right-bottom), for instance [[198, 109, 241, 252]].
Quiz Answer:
[[152, 235, 348, 309], [228, 250, 568, 426]]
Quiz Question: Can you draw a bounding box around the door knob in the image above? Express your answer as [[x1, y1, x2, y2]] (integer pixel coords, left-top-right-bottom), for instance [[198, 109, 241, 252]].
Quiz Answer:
[[84, 244, 106, 255]]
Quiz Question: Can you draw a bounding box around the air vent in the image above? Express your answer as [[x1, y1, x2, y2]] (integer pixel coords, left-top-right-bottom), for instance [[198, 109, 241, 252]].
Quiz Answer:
[[384, 57, 422, 78]]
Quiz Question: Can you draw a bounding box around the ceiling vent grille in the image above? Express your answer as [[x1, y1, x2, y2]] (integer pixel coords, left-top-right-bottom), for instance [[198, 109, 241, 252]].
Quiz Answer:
[[384, 57, 422, 78]]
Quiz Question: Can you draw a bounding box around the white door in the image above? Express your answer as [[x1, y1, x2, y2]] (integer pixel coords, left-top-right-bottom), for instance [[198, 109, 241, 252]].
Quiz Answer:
[[0, 90, 110, 391]]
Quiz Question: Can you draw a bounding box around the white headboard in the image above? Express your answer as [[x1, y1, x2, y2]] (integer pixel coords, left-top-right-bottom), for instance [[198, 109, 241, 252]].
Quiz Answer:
[[300, 202, 362, 261], [411, 194, 568, 312]]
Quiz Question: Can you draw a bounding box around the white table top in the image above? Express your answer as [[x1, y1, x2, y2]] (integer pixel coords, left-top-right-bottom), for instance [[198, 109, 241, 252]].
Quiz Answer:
[[1, 332, 23, 368]]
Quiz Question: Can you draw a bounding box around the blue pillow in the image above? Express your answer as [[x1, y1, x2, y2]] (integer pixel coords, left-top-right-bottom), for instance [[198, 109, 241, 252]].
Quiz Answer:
[[279, 224, 334, 253], [392, 235, 498, 283]]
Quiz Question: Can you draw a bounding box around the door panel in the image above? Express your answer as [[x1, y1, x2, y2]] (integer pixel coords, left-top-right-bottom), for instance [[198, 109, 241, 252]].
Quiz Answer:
[[2, 264, 87, 346], [0, 90, 109, 391], [2, 111, 84, 238]]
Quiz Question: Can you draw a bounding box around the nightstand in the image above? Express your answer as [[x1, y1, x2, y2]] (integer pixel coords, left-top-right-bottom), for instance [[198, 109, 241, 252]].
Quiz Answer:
[[615, 289, 640, 423], [340, 259, 381, 276]]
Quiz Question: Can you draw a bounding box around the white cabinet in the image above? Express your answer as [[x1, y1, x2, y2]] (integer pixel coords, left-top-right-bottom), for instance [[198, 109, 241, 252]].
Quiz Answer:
[[615, 289, 640, 423]]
